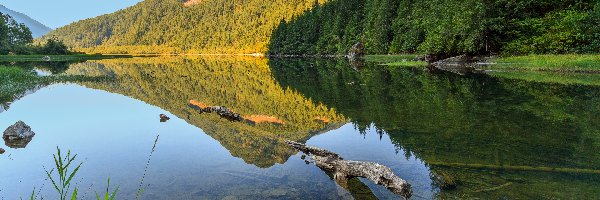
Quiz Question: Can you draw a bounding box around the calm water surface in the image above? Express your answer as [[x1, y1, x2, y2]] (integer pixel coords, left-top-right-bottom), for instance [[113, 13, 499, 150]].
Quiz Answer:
[[0, 57, 599, 199]]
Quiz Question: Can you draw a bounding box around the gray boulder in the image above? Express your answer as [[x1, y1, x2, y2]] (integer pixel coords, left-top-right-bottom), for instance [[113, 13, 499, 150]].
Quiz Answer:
[[3, 121, 36, 140], [3, 121, 36, 148]]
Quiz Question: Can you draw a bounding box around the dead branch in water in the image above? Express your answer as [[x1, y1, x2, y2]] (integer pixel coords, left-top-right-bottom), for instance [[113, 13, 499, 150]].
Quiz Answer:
[[286, 140, 413, 199]]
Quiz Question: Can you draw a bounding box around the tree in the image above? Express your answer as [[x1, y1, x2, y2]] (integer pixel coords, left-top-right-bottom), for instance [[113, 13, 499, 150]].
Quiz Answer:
[[0, 13, 33, 54], [40, 38, 70, 55]]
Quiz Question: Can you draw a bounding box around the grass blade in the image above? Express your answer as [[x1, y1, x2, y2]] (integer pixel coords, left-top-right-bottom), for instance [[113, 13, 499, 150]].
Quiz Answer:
[[70, 188, 78, 200], [65, 163, 82, 187]]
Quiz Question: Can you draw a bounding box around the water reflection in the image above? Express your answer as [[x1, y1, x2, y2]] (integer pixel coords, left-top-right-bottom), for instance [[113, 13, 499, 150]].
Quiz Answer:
[[64, 57, 345, 168], [269, 58, 600, 198], [1, 56, 599, 199]]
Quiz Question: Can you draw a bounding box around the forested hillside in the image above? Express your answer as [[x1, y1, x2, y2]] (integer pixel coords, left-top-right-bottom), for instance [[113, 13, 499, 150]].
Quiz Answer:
[[41, 0, 325, 54], [269, 0, 600, 56]]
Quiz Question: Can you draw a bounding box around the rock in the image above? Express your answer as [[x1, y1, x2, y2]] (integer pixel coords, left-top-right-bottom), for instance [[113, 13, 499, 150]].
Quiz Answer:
[[3, 121, 36, 149], [160, 114, 171, 122], [348, 42, 365, 60], [430, 55, 487, 76], [0, 148, 5, 154], [3, 121, 35, 140], [347, 42, 366, 69]]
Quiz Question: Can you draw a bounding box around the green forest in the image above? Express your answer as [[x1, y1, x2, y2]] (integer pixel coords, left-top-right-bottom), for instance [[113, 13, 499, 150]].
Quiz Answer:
[[40, 0, 600, 56], [40, 0, 326, 54], [1, 13, 70, 55], [269, 0, 600, 56]]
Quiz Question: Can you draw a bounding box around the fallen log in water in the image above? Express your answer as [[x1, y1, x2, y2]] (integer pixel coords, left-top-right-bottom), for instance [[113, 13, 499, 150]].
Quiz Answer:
[[286, 140, 413, 199], [188, 100, 285, 125], [201, 106, 244, 122]]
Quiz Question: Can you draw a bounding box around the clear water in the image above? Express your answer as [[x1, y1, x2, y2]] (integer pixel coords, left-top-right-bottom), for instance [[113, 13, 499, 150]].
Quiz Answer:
[[1, 57, 599, 199]]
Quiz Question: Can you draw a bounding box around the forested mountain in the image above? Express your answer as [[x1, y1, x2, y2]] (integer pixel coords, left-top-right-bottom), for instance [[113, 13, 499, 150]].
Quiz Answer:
[[39, 0, 600, 55], [0, 4, 52, 38], [41, 0, 325, 54], [269, 0, 600, 55]]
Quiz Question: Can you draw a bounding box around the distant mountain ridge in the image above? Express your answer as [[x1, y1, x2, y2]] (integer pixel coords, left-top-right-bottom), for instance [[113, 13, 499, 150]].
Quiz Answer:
[[0, 4, 52, 38]]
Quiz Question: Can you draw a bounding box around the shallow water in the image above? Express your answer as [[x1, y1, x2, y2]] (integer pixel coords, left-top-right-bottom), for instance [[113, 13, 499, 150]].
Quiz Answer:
[[1, 57, 599, 199]]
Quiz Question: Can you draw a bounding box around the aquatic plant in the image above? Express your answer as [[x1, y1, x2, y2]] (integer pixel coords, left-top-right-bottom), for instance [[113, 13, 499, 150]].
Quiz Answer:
[[95, 178, 119, 200], [27, 147, 119, 200], [45, 147, 82, 200]]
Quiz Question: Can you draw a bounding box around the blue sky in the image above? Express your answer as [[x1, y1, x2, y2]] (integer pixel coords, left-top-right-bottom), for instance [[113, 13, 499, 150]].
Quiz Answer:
[[1, 0, 142, 29]]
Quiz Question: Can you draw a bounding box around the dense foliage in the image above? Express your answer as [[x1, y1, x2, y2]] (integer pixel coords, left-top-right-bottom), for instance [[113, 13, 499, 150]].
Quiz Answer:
[[1, 12, 71, 55], [0, 13, 33, 54], [41, 0, 326, 54], [269, 0, 600, 56]]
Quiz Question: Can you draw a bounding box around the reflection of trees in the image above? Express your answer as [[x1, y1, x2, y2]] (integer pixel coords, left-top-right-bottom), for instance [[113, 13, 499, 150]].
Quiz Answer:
[[0, 65, 110, 113], [1, 61, 76, 74], [270, 58, 600, 198], [66, 57, 345, 168]]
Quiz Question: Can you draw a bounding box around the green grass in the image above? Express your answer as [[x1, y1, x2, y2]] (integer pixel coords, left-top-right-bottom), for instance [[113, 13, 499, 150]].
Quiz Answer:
[[365, 55, 420, 63], [492, 55, 600, 72], [364, 55, 427, 67], [0, 54, 132, 62], [45, 147, 82, 200], [28, 147, 120, 200], [489, 71, 600, 86], [384, 61, 429, 67]]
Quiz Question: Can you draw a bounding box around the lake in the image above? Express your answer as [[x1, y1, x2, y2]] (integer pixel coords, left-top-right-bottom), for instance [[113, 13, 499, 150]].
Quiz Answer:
[[1, 57, 599, 199]]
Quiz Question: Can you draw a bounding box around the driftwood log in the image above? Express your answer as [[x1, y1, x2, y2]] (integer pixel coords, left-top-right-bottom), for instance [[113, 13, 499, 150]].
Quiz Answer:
[[195, 106, 244, 122], [189, 102, 285, 125], [286, 140, 413, 199]]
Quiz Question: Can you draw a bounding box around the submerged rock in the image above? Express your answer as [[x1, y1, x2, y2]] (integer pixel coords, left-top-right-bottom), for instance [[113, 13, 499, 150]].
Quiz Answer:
[[3, 121, 36, 149], [160, 114, 171, 122], [0, 148, 5, 154], [431, 170, 457, 190]]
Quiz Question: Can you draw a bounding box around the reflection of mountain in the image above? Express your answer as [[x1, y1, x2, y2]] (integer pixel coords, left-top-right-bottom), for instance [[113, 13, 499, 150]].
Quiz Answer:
[[270, 58, 600, 198], [66, 57, 344, 168]]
